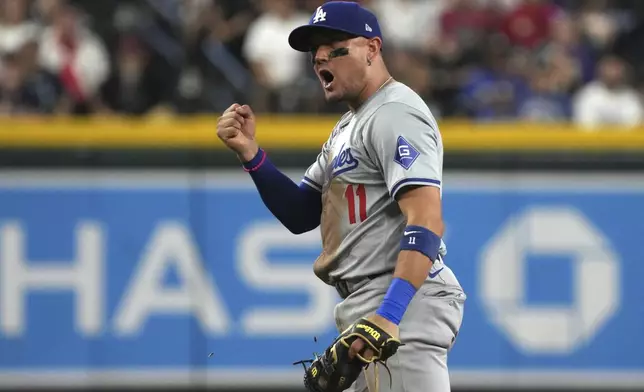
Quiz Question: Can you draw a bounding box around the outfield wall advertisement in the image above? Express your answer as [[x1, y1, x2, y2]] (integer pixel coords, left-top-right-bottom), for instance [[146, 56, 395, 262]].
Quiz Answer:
[[0, 170, 642, 389]]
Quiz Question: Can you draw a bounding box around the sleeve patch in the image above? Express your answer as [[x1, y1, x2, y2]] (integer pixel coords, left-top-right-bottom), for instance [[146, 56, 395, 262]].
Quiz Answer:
[[393, 136, 420, 170]]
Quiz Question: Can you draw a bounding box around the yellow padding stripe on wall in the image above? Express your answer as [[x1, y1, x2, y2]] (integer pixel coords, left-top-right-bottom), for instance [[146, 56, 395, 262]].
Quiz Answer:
[[0, 117, 643, 151]]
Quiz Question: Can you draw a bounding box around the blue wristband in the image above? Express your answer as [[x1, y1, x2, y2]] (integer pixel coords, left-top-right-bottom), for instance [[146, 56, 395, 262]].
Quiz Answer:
[[400, 225, 441, 261], [376, 277, 417, 325]]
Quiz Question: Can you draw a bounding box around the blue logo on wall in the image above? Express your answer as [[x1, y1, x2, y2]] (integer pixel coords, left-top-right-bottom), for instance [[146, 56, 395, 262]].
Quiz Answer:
[[394, 136, 419, 170], [330, 143, 359, 177]]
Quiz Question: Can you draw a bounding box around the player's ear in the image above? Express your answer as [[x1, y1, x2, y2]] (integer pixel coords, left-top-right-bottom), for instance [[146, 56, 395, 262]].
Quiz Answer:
[[367, 37, 382, 58]]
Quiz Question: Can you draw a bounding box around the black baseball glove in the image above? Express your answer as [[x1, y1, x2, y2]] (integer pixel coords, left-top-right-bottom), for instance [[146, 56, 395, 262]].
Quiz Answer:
[[294, 317, 402, 392]]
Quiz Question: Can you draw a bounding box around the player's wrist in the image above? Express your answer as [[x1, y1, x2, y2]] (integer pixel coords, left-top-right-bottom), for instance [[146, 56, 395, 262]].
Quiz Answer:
[[241, 146, 265, 172], [376, 277, 417, 325], [238, 142, 260, 163]]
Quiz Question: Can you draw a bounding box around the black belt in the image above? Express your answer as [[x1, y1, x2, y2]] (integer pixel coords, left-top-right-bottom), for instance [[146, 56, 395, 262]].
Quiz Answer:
[[334, 270, 393, 299], [333, 255, 445, 299]]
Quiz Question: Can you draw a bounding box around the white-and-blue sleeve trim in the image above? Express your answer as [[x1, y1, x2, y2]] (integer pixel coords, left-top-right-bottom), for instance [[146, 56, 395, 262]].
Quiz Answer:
[[301, 176, 323, 192], [390, 178, 441, 199]]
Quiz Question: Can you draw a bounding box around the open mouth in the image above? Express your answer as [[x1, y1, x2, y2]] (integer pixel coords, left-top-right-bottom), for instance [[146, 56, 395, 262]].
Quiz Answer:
[[319, 70, 335, 89]]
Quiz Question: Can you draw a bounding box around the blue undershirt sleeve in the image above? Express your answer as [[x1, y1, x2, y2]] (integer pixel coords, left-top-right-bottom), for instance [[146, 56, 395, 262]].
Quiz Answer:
[[242, 148, 322, 234]]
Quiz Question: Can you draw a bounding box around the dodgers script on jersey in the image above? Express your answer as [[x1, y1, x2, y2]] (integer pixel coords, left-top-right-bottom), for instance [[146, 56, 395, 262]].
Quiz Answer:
[[301, 81, 455, 287]]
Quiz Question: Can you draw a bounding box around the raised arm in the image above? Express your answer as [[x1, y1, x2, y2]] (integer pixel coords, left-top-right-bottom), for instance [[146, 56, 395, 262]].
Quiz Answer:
[[217, 103, 322, 234], [242, 148, 322, 234]]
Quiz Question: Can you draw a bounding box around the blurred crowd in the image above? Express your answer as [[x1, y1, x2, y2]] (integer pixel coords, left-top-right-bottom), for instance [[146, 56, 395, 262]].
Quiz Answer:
[[1, 0, 644, 128]]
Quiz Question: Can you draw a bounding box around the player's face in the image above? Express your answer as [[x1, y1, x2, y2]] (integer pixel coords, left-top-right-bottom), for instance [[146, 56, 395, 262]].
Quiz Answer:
[[310, 33, 370, 103]]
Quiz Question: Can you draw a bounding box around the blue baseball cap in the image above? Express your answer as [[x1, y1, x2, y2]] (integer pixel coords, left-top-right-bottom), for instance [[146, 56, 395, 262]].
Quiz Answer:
[[288, 1, 383, 52]]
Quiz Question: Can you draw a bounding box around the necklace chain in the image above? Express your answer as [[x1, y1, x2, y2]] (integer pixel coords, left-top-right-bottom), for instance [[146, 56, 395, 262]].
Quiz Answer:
[[377, 76, 394, 92], [351, 76, 394, 112]]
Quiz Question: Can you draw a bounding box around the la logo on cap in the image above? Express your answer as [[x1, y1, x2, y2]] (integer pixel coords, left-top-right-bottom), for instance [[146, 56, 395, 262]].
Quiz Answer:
[[313, 6, 326, 23]]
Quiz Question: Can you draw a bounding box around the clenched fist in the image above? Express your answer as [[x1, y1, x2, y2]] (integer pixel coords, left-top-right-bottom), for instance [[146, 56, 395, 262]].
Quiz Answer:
[[217, 103, 259, 162]]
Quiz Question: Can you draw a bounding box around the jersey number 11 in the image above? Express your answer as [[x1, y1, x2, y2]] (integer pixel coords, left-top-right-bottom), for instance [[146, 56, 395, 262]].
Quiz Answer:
[[345, 184, 367, 224]]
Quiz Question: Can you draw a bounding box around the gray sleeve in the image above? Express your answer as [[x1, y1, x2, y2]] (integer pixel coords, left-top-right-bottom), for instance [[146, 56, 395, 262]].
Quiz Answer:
[[301, 140, 328, 192], [364, 102, 442, 199]]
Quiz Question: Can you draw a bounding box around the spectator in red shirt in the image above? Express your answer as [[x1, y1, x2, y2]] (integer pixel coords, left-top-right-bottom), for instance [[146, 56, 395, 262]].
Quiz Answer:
[[440, 0, 498, 54], [501, 0, 563, 50]]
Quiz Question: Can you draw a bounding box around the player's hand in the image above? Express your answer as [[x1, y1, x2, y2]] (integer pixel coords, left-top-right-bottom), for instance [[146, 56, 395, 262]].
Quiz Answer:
[[348, 314, 400, 361], [216, 103, 259, 162]]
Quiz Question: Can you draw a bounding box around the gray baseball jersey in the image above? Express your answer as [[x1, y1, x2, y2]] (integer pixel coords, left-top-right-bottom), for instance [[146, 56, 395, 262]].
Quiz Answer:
[[301, 80, 452, 286]]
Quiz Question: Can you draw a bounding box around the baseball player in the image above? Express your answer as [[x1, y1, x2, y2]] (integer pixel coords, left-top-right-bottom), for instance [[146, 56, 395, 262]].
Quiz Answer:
[[217, 2, 466, 391]]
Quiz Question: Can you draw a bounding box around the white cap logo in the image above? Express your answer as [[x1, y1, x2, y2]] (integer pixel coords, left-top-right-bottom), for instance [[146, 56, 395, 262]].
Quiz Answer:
[[313, 6, 327, 24]]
